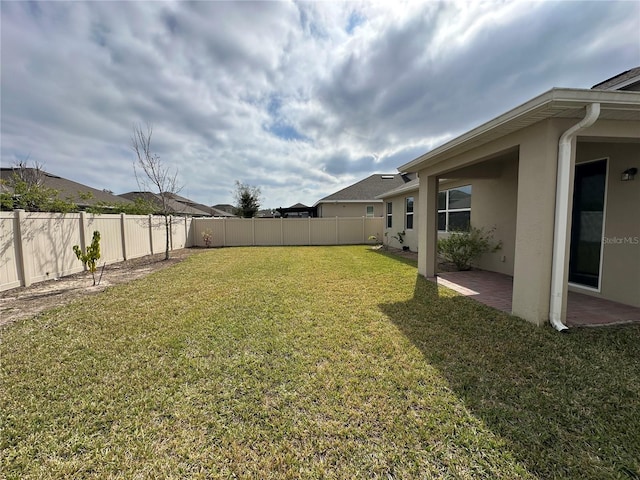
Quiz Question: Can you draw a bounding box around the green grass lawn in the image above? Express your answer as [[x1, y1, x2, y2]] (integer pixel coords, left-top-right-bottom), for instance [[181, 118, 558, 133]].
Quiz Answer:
[[2, 246, 639, 479]]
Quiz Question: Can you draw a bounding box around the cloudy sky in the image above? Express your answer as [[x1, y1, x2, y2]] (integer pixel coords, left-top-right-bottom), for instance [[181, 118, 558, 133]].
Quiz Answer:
[[2, 1, 639, 208]]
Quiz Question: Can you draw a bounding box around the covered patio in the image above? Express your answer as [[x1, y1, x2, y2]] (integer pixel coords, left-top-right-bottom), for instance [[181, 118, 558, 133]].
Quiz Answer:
[[432, 270, 640, 327], [400, 87, 640, 330]]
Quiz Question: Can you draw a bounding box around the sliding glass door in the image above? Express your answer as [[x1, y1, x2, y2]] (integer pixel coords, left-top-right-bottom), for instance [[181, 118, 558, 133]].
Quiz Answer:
[[569, 159, 607, 289]]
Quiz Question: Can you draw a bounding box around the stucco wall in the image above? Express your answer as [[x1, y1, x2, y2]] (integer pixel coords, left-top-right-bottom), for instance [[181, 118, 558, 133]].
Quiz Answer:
[[433, 158, 518, 275], [573, 141, 640, 307], [469, 159, 519, 275], [382, 192, 419, 251], [318, 202, 383, 218]]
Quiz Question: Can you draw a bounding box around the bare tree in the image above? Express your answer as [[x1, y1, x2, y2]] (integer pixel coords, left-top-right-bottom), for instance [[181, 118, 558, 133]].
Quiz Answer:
[[15, 158, 45, 187], [131, 123, 182, 260]]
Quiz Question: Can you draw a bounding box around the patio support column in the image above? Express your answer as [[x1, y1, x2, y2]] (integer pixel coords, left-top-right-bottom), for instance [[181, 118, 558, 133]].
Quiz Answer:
[[418, 173, 438, 278], [512, 121, 562, 326]]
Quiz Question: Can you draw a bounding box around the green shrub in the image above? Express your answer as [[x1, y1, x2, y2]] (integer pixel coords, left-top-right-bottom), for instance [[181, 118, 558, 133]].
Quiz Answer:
[[437, 226, 501, 271]]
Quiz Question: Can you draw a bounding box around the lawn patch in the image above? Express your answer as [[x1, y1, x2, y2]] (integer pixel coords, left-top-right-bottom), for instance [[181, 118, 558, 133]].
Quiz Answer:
[[2, 246, 638, 479]]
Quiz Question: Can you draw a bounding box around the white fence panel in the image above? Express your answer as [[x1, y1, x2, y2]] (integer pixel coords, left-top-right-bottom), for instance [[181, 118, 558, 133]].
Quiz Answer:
[[190, 217, 383, 248], [0, 212, 20, 290], [125, 215, 153, 259], [24, 212, 84, 284], [365, 218, 383, 243], [283, 218, 310, 245], [85, 214, 124, 265], [255, 219, 282, 246], [192, 217, 223, 247], [310, 218, 338, 245], [150, 216, 166, 254], [337, 217, 365, 244], [171, 217, 189, 249], [225, 219, 253, 246]]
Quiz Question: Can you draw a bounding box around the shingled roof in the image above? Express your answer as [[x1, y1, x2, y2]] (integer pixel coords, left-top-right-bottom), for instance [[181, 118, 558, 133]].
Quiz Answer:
[[0, 167, 133, 209], [314, 173, 416, 205], [591, 66, 640, 91], [119, 191, 234, 217]]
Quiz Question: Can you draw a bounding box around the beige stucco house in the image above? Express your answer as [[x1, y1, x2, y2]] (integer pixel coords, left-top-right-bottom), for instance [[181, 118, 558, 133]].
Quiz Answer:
[[314, 173, 415, 218], [376, 178, 420, 250], [397, 73, 640, 330]]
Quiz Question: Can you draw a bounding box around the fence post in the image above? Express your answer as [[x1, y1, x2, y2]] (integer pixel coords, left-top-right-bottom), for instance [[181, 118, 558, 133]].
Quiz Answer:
[[79, 211, 87, 271], [120, 213, 128, 260], [281, 217, 284, 246], [308, 217, 312, 245], [13, 209, 31, 287], [223, 217, 227, 247], [169, 215, 174, 251], [253, 217, 257, 246], [362, 216, 366, 243], [185, 217, 189, 247], [335, 216, 339, 245], [148, 214, 154, 254]]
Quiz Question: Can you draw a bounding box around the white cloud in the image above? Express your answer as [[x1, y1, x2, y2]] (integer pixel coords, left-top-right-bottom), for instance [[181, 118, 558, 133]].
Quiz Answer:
[[1, 0, 638, 208]]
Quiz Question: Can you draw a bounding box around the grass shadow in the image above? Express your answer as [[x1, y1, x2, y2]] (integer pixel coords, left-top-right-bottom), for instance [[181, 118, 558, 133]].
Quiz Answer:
[[379, 275, 640, 479]]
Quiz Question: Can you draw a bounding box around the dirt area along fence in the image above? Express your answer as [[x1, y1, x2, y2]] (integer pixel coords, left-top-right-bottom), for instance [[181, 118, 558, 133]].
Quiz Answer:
[[1, 210, 191, 291]]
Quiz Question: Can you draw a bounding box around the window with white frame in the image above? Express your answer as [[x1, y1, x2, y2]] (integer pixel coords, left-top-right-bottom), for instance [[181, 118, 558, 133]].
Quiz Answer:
[[386, 202, 392, 228], [405, 196, 414, 230], [366, 205, 374, 217], [438, 185, 471, 231]]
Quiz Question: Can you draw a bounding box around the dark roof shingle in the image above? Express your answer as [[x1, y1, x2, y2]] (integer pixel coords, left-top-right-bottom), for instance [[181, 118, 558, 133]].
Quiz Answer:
[[315, 173, 416, 204]]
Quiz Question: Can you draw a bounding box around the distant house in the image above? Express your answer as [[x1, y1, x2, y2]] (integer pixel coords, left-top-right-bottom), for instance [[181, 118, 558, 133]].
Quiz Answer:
[[212, 204, 236, 215], [119, 192, 233, 217], [0, 167, 134, 211], [591, 66, 640, 91], [276, 203, 317, 218], [163, 193, 235, 217], [396, 67, 640, 329], [256, 209, 278, 218], [314, 173, 416, 218]]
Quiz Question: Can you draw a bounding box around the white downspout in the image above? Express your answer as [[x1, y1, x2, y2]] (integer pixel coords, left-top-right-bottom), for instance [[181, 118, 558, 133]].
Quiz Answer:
[[550, 103, 600, 332]]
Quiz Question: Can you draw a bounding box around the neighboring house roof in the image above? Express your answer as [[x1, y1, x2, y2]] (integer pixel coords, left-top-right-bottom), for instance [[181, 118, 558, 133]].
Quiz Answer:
[[376, 177, 419, 199], [276, 203, 317, 218], [0, 167, 133, 209], [164, 193, 235, 217], [591, 66, 640, 91], [399, 88, 640, 173], [256, 209, 278, 218], [209, 207, 236, 217], [119, 191, 212, 216], [314, 173, 416, 206], [212, 204, 236, 214]]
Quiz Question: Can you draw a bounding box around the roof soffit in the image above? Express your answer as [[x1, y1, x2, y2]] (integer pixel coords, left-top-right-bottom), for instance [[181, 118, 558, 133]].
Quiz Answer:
[[400, 88, 640, 173]]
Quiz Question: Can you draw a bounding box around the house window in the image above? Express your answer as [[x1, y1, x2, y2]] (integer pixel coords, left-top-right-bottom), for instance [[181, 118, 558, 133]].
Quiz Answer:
[[405, 196, 414, 230], [438, 185, 471, 231], [386, 202, 392, 228], [366, 205, 374, 217]]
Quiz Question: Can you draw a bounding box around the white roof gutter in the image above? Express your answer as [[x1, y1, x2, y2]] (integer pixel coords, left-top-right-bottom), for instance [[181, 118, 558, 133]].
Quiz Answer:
[[549, 103, 601, 332]]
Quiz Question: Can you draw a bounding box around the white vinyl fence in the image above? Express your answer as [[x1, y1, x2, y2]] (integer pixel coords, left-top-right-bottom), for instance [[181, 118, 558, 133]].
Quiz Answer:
[[0, 211, 383, 291], [191, 217, 383, 247], [0, 210, 191, 291]]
